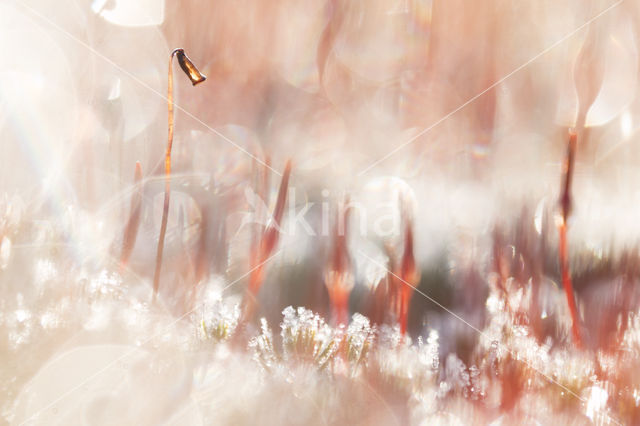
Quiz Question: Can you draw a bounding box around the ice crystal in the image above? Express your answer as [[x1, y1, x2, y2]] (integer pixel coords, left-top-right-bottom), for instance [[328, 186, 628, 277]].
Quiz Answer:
[[344, 313, 375, 372], [86, 270, 123, 299], [200, 299, 240, 341], [280, 306, 337, 368], [249, 318, 279, 371], [197, 278, 240, 342]]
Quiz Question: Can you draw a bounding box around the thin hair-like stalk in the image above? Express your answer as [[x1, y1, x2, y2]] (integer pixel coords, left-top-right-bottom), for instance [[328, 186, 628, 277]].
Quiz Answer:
[[325, 196, 353, 326], [242, 160, 292, 323], [398, 218, 418, 335], [120, 161, 143, 270], [558, 130, 582, 347], [153, 48, 206, 300]]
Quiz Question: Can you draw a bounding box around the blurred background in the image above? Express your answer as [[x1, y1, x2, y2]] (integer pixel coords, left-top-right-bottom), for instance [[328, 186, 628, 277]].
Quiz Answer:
[[2, 0, 640, 328], [2, 0, 640, 423]]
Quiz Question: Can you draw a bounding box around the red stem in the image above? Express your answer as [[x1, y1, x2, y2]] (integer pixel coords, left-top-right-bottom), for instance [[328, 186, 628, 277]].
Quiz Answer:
[[330, 287, 349, 326], [559, 222, 582, 347], [558, 131, 582, 347], [120, 161, 143, 271], [241, 161, 292, 322], [399, 287, 411, 336]]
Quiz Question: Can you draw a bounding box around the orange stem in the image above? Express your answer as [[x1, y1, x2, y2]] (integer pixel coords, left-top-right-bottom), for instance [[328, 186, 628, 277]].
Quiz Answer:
[[241, 161, 292, 322], [559, 222, 582, 347], [558, 130, 582, 347], [329, 287, 349, 326], [399, 287, 410, 336], [152, 49, 206, 300], [152, 50, 177, 300]]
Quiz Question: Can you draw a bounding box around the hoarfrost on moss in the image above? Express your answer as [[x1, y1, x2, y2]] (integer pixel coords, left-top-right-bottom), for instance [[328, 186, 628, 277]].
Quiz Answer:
[[249, 318, 278, 371], [345, 313, 375, 371], [200, 299, 240, 341], [196, 277, 241, 342], [280, 306, 337, 368]]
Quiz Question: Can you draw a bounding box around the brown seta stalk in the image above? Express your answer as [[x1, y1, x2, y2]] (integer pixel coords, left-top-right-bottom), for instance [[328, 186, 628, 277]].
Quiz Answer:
[[558, 130, 582, 347], [384, 203, 419, 336], [398, 218, 418, 335], [325, 196, 353, 326], [119, 161, 143, 270], [555, 22, 604, 347], [152, 48, 206, 300], [242, 160, 292, 323]]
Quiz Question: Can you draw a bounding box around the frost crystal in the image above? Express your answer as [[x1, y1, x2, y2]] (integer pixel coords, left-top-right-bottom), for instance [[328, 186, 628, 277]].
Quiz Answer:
[[345, 313, 375, 372], [249, 318, 279, 371], [200, 298, 240, 341], [198, 279, 240, 342], [280, 306, 337, 367]]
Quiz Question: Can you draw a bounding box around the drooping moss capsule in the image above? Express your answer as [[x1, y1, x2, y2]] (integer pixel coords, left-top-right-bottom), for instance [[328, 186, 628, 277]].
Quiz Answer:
[[174, 48, 206, 86]]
